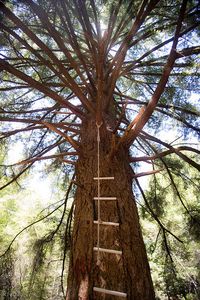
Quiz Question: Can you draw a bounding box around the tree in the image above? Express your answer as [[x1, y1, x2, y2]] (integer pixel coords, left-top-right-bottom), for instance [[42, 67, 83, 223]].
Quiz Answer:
[[0, 0, 199, 299]]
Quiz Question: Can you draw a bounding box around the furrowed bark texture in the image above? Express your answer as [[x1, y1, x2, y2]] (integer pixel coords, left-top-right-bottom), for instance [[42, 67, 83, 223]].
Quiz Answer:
[[66, 117, 155, 300]]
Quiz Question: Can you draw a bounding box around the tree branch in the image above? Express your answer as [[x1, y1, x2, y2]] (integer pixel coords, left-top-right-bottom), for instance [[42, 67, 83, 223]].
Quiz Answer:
[[120, 0, 188, 147], [140, 131, 200, 171], [43, 122, 80, 151], [0, 59, 84, 117], [130, 146, 200, 162]]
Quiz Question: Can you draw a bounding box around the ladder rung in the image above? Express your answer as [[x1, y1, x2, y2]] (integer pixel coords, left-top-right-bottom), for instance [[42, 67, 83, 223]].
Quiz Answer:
[[94, 197, 117, 200], [94, 221, 119, 226], [94, 247, 122, 255], [93, 287, 127, 297], [93, 177, 114, 180]]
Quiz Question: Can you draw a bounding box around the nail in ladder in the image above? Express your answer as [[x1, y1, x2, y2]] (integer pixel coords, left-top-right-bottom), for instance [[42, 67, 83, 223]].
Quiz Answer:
[[93, 123, 127, 298]]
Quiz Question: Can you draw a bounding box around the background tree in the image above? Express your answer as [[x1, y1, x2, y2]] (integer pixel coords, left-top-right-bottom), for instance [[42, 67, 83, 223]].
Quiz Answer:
[[140, 156, 200, 299], [0, 0, 199, 299], [0, 152, 72, 300]]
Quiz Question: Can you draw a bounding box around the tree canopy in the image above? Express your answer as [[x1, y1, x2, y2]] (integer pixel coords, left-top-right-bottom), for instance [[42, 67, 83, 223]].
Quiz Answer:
[[0, 0, 199, 168]]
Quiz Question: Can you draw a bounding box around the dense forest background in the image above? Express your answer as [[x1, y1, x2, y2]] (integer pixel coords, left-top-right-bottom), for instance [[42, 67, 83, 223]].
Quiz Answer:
[[0, 158, 200, 299]]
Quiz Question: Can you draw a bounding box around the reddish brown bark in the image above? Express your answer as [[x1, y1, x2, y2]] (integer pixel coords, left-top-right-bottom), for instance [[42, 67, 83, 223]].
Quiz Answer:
[[66, 118, 155, 300]]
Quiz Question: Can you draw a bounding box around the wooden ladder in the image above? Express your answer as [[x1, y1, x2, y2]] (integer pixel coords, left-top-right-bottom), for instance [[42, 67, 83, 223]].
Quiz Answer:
[[93, 176, 127, 298], [94, 123, 127, 298]]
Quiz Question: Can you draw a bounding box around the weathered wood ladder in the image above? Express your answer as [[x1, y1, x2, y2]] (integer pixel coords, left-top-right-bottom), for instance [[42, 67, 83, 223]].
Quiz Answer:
[[93, 124, 127, 298]]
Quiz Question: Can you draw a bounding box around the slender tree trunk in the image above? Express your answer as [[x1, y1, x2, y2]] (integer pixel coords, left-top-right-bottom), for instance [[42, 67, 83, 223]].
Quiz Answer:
[[66, 117, 155, 300]]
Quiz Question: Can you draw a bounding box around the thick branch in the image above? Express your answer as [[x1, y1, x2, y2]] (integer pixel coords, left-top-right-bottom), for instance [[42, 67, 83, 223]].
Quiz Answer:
[[0, 2, 95, 114], [132, 169, 163, 178], [107, 0, 160, 105], [114, 92, 200, 116], [10, 152, 78, 166], [22, 0, 94, 99], [0, 59, 84, 117], [120, 0, 188, 146], [43, 122, 80, 151]]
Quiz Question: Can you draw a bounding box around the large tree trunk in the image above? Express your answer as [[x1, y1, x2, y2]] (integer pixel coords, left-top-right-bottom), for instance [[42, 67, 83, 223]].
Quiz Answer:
[[66, 117, 155, 300]]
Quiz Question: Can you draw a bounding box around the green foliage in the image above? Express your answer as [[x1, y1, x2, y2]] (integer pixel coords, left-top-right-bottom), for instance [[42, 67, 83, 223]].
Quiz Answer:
[[140, 156, 200, 299], [163, 259, 200, 300], [186, 205, 200, 241]]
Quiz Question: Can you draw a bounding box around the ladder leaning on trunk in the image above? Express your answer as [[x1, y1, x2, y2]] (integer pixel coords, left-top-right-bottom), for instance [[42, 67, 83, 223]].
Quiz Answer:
[[93, 123, 127, 298]]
